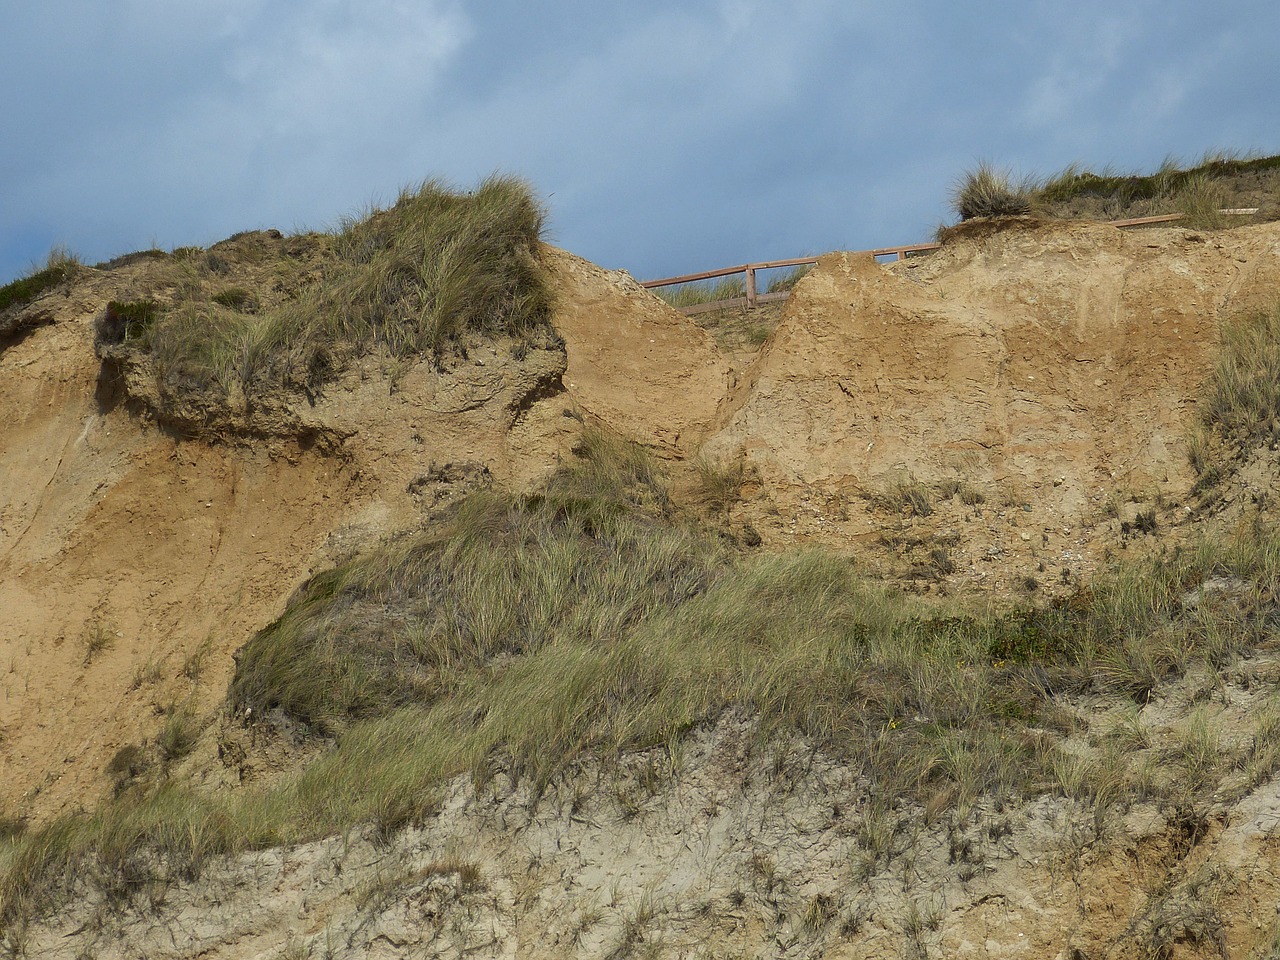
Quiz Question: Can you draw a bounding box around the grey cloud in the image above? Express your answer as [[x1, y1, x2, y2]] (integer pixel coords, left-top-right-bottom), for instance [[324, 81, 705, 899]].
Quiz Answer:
[[1, 1, 1277, 285]]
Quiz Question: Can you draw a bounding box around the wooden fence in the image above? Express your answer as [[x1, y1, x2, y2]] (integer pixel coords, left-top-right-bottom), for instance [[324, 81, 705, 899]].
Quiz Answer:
[[641, 210, 1259, 315]]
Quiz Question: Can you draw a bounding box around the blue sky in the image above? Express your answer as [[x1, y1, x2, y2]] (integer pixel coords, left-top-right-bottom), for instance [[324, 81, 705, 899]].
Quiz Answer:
[[2, 0, 1277, 286]]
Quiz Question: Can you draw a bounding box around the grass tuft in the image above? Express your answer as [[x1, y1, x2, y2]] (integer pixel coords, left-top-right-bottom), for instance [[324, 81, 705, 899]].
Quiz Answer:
[[951, 163, 1032, 220], [0, 247, 80, 315], [1174, 173, 1229, 230], [875, 476, 935, 517]]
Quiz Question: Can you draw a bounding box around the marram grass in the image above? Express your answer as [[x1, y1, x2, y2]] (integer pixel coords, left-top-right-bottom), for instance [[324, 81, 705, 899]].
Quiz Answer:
[[104, 175, 552, 400], [5, 435, 1280, 929]]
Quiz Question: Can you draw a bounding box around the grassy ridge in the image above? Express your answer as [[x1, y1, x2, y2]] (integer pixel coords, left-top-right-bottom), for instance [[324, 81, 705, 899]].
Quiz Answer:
[[100, 176, 552, 399], [1034, 151, 1280, 207], [0, 248, 80, 315], [949, 151, 1279, 228]]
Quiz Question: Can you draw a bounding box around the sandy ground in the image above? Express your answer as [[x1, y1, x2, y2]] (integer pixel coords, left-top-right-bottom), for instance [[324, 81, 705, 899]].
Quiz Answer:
[[4, 218, 1280, 957]]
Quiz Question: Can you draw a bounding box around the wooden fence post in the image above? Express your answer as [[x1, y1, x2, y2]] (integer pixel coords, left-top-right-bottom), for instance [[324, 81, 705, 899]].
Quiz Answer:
[[745, 266, 757, 308]]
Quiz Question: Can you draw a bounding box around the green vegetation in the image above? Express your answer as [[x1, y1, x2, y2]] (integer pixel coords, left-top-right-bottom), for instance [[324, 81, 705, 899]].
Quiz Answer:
[[947, 151, 1279, 228], [874, 476, 935, 517], [950, 163, 1032, 220], [81, 621, 117, 666], [210, 287, 257, 312], [98, 175, 552, 400], [655, 275, 746, 309], [1172, 172, 1229, 230], [156, 704, 201, 763], [0, 247, 80, 315], [764, 264, 812, 294], [653, 265, 812, 310], [694, 454, 748, 514], [230, 430, 722, 734], [6, 423, 1280, 930], [97, 300, 160, 347], [1187, 303, 1280, 492], [1035, 149, 1279, 209], [1199, 305, 1280, 451]]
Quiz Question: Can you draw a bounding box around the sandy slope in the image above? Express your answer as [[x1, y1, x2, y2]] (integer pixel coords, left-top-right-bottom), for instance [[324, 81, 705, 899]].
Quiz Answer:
[[0, 248, 729, 819], [4, 218, 1280, 957], [706, 220, 1280, 587], [5, 221, 1280, 814]]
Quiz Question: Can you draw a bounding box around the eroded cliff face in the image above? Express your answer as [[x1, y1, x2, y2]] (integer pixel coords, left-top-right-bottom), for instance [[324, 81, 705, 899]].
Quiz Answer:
[[704, 220, 1280, 587], [22, 690, 1280, 960], [711, 220, 1280, 497], [4, 218, 1280, 958], [0, 247, 728, 819]]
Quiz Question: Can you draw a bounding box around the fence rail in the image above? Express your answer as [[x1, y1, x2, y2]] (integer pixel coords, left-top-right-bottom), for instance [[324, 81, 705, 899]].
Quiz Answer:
[[642, 209, 1260, 314]]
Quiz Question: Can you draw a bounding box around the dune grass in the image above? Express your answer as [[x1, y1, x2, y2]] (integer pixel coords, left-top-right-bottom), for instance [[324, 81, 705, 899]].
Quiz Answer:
[[230, 431, 724, 734], [1031, 150, 1278, 226], [654, 265, 813, 309], [1187, 303, 1280, 489], [950, 163, 1033, 220], [1199, 305, 1280, 448], [0, 247, 80, 315], [99, 175, 552, 400], [655, 275, 747, 308], [944, 151, 1277, 231], [6, 427, 1280, 930], [1035, 150, 1279, 207]]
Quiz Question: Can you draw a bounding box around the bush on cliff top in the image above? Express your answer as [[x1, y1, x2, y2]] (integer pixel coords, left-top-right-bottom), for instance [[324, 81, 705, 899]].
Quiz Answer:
[[99, 175, 552, 398]]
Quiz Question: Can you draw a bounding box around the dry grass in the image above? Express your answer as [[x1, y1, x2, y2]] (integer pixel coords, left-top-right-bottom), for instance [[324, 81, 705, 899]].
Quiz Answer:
[[1174, 173, 1229, 230], [96, 176, 552, 402], [695, 454, 748, 514], [950, 163, 1032, 220], [764, 264, 812, 294], [654, 276, 746, 309], [6, 434, 1280, 932], [649, 265, 812, 309], [1031, 150, 1279, 225], [1199, 305, 1280, 450], [874, 476, 935, 517], [0, 247, 80, 315]]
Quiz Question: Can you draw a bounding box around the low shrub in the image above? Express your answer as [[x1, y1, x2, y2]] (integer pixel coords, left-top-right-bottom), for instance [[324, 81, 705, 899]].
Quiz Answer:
[[950, 163, 1032, 220], [96, 300, 160, 348]]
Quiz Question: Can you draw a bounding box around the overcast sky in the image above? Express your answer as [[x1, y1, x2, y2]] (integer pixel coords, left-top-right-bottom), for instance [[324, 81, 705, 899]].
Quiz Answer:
[[3, 0, 1277, 286]]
